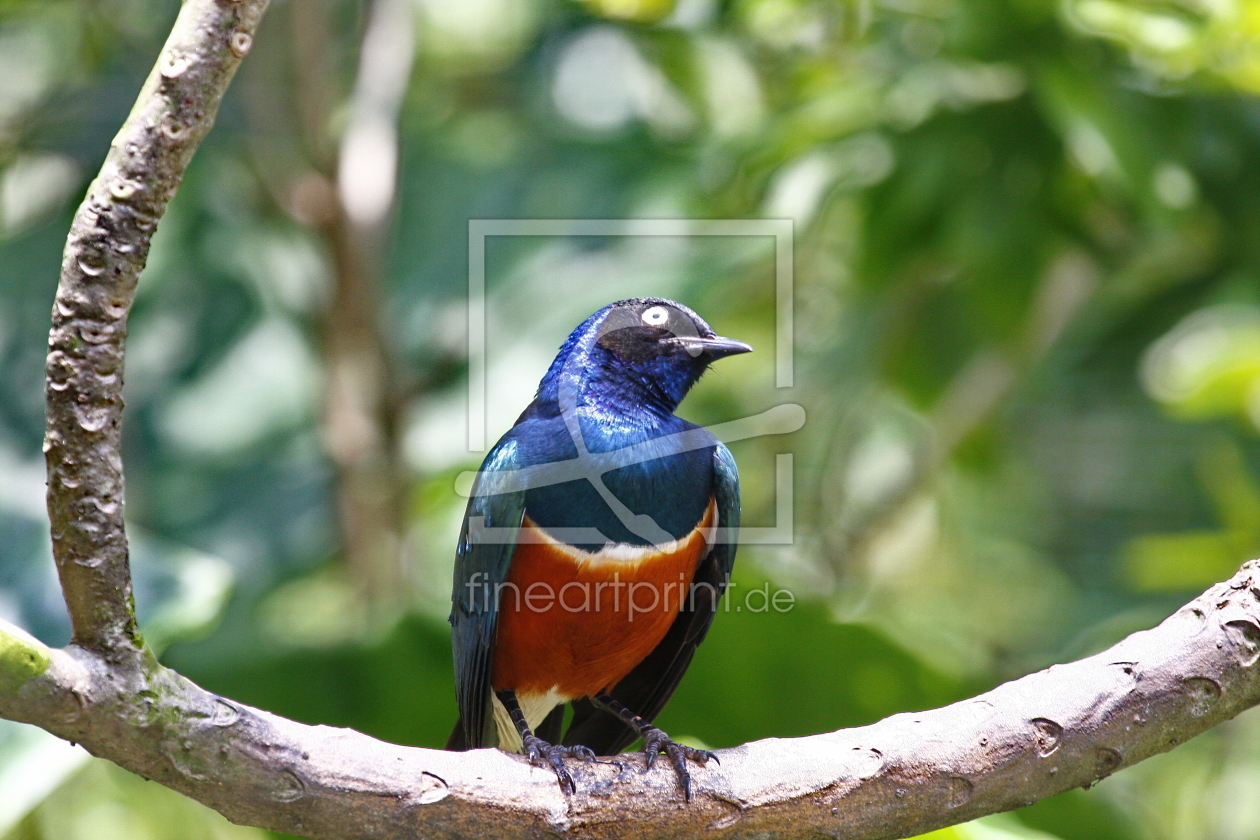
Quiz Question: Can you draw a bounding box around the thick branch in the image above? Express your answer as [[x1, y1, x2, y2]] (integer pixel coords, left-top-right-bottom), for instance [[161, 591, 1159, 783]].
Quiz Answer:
[[21, 1, 1260, 836], [43, 0, 268, 654], [3, 563, 1259, 839]]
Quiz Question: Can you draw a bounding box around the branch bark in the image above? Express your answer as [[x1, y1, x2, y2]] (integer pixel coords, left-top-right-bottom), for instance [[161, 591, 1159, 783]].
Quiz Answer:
[[2, 565, 1259, 839], [14, 1, 1260, 838], [44, 0, 269, 655]]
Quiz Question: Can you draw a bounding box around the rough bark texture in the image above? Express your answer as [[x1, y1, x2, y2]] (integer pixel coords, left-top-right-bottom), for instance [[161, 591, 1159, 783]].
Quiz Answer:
[[43, 0, 269, 655], [2, 565, 1260, 839], [14, 1, 1260, 838]]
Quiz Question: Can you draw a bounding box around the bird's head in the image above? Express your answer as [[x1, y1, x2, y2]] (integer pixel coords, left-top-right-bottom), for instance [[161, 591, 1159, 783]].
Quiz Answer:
[[536, 298, 752, 417]]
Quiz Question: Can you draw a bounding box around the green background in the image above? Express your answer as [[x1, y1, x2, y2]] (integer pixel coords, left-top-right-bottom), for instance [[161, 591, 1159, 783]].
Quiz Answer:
[[3, 0, 1260, 837]]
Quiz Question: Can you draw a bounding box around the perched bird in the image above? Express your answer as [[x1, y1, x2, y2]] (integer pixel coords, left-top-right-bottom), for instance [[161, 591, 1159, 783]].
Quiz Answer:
[[448, 297, 750, 798]]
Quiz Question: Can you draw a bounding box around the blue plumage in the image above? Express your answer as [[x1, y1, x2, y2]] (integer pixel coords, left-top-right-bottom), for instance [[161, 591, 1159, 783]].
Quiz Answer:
[[448, 297, 751, 798]]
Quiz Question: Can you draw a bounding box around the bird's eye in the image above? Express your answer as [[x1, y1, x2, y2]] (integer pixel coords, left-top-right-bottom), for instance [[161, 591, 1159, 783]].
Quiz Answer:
[[641, 306, 670, 327]]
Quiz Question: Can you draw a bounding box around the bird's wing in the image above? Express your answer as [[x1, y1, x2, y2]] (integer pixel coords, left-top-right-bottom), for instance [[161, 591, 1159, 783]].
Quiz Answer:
[[448, 438, 527, 750], [563, 441, 740, 755]]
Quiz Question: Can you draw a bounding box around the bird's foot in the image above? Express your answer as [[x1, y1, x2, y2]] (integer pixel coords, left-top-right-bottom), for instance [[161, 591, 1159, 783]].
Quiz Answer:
[[521, 734, 598, 795], [640, 726, 718, 800]]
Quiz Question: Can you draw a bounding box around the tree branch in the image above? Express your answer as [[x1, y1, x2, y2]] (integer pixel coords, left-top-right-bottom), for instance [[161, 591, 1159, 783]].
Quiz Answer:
[[43, 0, 268, 654], [16, 1, 1260, 838], [1, 563, 1259, 838]]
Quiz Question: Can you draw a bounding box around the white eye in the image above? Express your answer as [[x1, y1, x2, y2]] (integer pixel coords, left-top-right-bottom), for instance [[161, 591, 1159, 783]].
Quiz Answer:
[[641, 306, 670, 327]]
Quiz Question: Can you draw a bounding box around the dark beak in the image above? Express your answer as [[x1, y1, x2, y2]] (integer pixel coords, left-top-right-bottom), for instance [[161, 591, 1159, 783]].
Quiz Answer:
[[670, 335, 754, 359]]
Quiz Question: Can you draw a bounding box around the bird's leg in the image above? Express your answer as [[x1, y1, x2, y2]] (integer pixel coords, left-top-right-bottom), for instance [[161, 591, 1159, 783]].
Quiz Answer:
[[495, 689, 595, 795], [592, 693, 717, 800]]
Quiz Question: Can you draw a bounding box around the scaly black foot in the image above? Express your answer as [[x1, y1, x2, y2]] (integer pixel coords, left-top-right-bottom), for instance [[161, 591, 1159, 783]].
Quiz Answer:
[[593, 693, 717, 800], [640, 725, 717, 800], [521, 733, 596, 795], [497, 689, 599, 795]]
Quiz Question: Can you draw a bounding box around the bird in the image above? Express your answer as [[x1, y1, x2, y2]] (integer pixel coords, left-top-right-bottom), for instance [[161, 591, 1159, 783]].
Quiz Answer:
[[447, 297, 750, 799]]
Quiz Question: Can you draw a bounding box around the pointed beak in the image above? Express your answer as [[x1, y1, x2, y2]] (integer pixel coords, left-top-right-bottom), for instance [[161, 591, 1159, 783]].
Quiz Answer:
[[670, 335, 754, 359]]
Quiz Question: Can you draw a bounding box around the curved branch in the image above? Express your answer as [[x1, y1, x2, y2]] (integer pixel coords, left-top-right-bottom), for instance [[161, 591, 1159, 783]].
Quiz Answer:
[[17, 1, 1260, 837], [43, 0, 268, 654], [2, 563, 1259, 839]]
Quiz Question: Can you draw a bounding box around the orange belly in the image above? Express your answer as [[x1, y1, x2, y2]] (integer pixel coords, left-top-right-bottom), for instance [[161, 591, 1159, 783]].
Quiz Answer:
[[491, 498, 716, 699]]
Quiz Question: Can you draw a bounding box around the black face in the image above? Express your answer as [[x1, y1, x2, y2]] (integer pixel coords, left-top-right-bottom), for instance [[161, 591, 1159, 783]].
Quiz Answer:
[[595, 301, 707, 362], [593, 299, 751, 365]]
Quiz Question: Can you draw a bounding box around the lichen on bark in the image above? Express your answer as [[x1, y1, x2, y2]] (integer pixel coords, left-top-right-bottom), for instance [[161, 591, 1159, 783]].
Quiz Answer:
[[0, 623, 51, 693]]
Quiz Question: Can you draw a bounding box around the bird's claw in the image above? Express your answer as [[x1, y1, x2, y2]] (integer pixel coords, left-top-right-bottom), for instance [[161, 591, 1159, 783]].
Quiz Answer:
[[639, 726, 716, 800], [521, 734, 598, 795]]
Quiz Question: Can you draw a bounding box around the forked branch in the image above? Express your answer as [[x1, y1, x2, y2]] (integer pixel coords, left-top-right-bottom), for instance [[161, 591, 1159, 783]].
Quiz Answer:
[[6, 2, 1260, 839], [1, 565, 1259, 839]]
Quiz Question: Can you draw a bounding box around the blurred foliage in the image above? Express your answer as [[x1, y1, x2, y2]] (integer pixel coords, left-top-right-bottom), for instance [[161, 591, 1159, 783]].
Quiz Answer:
[[4, 0, 1260, 837]]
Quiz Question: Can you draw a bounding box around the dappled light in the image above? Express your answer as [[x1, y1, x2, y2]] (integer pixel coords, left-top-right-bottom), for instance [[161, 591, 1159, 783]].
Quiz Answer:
[[2, 0, 1260, 836]]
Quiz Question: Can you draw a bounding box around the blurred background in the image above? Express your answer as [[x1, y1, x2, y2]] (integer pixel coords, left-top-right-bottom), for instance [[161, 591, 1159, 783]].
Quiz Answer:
[[2, 0, 1260, 837]]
